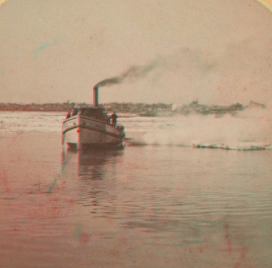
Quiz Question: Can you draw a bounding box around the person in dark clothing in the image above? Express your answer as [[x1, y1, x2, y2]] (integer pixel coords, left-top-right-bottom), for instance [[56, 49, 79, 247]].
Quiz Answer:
[[107, 116, 111, 125], [66, 112, 71, 119], [71, 109, 77, 116], [111, 112, 118, 127]]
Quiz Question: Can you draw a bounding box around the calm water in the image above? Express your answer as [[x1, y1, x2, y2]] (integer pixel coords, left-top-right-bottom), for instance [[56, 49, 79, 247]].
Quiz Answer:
[[0, 111, 272, 267]]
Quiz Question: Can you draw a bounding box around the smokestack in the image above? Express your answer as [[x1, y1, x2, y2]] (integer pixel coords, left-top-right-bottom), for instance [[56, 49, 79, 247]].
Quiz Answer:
[[93, 87, 99, 106]]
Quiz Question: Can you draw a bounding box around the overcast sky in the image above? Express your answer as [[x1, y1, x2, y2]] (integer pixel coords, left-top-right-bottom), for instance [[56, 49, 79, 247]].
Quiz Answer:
[[1, 0, 272, 105]]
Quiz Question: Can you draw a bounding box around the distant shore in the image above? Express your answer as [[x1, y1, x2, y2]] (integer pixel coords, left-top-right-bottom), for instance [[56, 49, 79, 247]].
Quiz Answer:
[[0, 102, 172, 113], [0, 100, 265, 117]]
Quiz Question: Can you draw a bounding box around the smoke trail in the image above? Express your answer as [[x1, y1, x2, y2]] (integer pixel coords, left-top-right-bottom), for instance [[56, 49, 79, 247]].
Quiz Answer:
[[95, 77, 121, 88], [94, 61, 158, 88], [94, 41, 272, 105], [93, 47, 217, 91]]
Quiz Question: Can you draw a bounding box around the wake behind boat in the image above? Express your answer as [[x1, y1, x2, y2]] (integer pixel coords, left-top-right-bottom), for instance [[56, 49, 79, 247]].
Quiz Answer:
[[62, 86, 125, 150]]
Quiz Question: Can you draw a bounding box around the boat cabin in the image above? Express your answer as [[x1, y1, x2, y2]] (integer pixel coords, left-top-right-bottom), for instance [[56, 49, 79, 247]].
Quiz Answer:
[[66, 105, 121, 128], [68, 105, 108, 121], [65, 87, 122, 129]]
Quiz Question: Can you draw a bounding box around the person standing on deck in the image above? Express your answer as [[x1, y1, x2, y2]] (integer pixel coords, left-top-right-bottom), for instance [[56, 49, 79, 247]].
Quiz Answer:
[[111, 112, 118, 127], [66, 112, 71, 119]]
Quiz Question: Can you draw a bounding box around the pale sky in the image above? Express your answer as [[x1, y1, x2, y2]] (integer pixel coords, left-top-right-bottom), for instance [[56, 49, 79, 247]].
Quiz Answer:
[[1, 0, 272, 105]]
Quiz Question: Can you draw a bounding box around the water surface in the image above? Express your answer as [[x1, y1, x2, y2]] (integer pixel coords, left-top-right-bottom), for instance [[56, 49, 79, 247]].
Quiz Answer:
[[0, 112, 272, 267]]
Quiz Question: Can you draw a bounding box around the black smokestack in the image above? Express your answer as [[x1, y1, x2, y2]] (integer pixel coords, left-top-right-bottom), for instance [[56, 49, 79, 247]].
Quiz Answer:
[[93, 86, 99, 106]]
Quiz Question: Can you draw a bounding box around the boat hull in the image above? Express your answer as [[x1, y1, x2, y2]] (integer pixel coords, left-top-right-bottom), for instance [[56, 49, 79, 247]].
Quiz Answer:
[[63, 115, 125, 150]]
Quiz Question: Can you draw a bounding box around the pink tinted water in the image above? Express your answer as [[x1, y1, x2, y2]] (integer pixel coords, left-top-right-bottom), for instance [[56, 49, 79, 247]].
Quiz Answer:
[[0, 130, 272, 268]]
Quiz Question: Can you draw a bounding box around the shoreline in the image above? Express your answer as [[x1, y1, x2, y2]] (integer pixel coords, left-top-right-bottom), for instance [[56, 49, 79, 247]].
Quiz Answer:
[[0, 100, 265, 117]]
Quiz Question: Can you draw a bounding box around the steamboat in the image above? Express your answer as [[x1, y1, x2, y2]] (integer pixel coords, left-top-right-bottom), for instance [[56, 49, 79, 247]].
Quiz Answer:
[[62, 86, 125, 150]]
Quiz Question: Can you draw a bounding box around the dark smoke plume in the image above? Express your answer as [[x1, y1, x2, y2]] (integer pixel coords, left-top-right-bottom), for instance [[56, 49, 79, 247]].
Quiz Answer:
[[94, 61, 158, 88], [93, 47, 219, 89]]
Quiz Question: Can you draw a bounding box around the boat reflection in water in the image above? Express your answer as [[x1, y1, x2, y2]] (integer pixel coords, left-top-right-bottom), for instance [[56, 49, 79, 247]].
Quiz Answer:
[[61, 148, 124, 214], [77, 148, 123, 179]]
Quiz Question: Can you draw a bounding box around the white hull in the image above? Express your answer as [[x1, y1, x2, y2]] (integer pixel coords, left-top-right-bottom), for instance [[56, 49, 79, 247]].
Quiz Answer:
[[63, 115, 125, 150]]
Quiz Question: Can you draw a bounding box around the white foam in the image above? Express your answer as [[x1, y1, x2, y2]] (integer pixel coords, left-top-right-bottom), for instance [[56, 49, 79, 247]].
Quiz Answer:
[[126, 109, 272, 150]]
